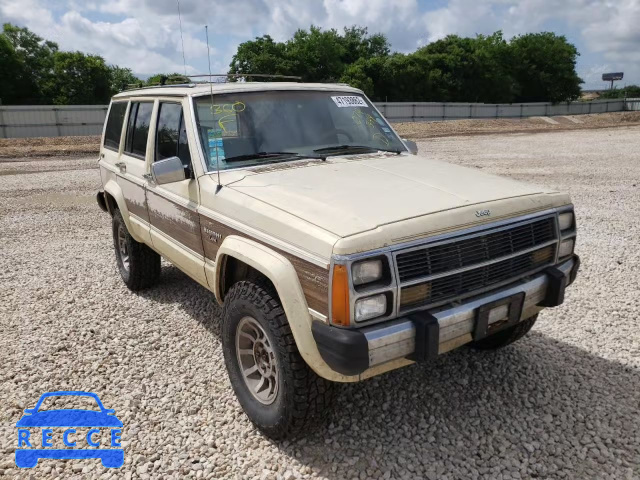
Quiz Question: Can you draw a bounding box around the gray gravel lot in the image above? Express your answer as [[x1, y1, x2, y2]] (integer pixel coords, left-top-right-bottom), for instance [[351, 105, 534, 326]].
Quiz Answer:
[[1, 126, 639, 479]]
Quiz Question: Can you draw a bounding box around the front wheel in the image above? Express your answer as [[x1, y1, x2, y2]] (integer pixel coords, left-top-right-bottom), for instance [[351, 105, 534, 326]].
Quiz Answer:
[[112, 209, 160, 291], [221, 280, 335, 439], [469, 314, 538, 350]]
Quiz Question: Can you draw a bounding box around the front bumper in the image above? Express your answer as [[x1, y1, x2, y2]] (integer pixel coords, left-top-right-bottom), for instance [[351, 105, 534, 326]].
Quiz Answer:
[[312, 255, 580, 377]]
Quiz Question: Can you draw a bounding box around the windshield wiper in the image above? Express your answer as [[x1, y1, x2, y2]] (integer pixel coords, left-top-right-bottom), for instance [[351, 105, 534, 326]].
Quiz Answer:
[[313, 144, 402, 155], [224, 152, 324, 163]]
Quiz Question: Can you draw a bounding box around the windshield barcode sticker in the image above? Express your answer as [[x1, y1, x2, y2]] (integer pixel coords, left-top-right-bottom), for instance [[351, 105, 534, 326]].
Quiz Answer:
[[331, 96, 367, 108]]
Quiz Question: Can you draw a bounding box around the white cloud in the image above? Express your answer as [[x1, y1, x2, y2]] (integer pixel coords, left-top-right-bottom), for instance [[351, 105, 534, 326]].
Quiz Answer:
[[1, 0, 639, 86], [0, 0, 214, 75]]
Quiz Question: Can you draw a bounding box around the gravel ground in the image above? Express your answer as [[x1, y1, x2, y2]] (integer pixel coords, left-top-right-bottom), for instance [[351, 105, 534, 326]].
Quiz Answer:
[[393, 111, 640, 138], [1, 126, 639, 479]]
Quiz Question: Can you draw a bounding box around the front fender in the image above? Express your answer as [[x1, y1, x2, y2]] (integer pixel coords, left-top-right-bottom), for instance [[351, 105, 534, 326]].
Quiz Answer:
[[214, 236, 357, 382], [102, 179, 143, 243]]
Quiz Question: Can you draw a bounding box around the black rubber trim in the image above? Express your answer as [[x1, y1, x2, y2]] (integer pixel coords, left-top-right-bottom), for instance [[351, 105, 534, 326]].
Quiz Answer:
[[569, 254, 580, 285], [407, 311, 439, 362], [311, 321, 369, 376], [539, 265, 567, 307], [96, 191, 108, 212]]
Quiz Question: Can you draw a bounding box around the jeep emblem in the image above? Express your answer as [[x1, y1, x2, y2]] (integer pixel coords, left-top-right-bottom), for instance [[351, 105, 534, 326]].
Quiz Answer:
[[475, 209, 491, 218]]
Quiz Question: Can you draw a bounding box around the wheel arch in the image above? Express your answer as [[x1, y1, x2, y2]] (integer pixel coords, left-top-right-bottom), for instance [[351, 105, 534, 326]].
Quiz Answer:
[[103, 179, 139, 240], [212, 236, 354, 382]]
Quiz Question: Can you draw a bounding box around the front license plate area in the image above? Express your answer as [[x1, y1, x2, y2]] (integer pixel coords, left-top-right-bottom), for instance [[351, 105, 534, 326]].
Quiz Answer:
[[473, 292, 525, 341]]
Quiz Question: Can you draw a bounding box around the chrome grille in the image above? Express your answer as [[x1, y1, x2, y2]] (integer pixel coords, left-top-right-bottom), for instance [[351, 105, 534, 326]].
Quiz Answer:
[[396, 217, 556, 282], [395, 216, 558, 311]]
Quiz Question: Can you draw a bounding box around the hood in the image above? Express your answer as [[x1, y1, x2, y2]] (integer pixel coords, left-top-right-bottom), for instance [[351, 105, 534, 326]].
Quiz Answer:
[[228, 154, 561, 239]]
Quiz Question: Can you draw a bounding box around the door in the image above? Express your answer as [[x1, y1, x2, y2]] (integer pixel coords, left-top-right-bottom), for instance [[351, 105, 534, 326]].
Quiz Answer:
[[146, 100, 207, 286], [116, 100, 155, 243]]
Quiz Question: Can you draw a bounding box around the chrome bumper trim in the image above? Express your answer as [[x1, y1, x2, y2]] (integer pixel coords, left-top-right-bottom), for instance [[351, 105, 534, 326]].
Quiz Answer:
[[362, 258, 575, 367]]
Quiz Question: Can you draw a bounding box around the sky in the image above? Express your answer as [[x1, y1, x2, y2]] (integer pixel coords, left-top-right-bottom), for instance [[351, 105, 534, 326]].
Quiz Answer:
[[1, 0, 639, 90]]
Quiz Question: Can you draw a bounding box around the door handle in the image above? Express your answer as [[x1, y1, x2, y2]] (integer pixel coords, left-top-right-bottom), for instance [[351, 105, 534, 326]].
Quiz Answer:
[[115, 162, 126, 173]]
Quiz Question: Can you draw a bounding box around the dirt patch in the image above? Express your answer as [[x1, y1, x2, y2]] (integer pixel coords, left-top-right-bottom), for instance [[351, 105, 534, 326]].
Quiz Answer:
[[0, 135, 100, 158], [394, 111, 640, 139]]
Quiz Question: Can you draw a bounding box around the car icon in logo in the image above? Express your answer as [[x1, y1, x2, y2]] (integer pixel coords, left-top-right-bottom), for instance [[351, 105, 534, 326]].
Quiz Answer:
[[15, 391, 124, 468]]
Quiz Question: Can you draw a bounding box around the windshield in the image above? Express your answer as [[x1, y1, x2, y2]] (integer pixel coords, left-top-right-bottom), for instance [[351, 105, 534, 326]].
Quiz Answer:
[[193, 90, 406, 171]]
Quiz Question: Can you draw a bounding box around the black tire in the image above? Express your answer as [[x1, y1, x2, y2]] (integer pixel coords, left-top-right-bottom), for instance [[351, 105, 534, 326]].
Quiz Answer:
[[221, 280, 335, 439], [112, 209, 160, 291], [469, 314, 538, 350]]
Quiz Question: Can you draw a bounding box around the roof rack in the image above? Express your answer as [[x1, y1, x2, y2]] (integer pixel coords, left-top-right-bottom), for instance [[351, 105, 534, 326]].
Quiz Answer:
[[187, 73, 302, 81], [122, 83, 196, 92], [120, 73, 303, 92]]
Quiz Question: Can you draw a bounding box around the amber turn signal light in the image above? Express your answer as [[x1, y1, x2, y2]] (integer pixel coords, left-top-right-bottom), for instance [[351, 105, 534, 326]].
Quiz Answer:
[[331, 264, 350, 326]]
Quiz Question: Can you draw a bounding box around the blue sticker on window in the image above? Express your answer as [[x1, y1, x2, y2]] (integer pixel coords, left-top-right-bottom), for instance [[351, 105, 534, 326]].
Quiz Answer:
[[208, 130, 225, 167]]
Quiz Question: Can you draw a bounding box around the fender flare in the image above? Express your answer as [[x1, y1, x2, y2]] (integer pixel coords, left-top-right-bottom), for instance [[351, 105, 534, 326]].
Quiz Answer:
[[214, 236, 356, 382], [103, 179, 142, 242]]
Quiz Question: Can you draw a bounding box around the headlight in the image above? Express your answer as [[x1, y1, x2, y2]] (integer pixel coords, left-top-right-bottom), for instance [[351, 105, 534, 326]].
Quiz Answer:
[[354, 294, 387, 322], [352, 259, 383, 286], [558, 238, 575, 258], [558, 212, 574, 231]]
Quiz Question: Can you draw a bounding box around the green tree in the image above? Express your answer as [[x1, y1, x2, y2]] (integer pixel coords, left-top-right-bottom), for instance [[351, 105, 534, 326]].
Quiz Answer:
[[0, 34, 24, 104], [145, 73, 189, 86], [510, 32, 583, 102], [229, 25, 390, 83], [229, 35, 292, 78], [109, 66, 141, 95], [377, 53, 435, 101], [341, 26, 389, 64], [46, 51, 112, 104], [598, 85, 640, 99], [285, 26, 346, 81], [340, 59, 375, 97], [2, 23, 58, 103], [416, 32, 516, 103]]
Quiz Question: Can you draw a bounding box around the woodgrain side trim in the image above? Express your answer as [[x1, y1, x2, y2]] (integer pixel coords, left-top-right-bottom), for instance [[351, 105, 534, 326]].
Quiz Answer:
[[200, 215, 329, 315], [117, 176, 149, 222], [147, 190, 204, 256]]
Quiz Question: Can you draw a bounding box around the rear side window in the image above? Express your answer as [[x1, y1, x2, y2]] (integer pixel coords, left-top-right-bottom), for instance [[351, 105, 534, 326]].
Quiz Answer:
[[103, 102, 127, 150], [124, 102, 153, 158], [155, 102, 191, 169]]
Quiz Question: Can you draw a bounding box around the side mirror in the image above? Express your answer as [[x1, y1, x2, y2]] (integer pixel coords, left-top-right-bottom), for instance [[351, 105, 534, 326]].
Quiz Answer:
[[402, 139, 418, 155], [23, 408, 36, 414], [151, 156, 187, 185]]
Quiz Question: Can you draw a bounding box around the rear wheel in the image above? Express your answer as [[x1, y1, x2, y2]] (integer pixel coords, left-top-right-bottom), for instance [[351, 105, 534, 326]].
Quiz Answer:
[[112, 209, 160, 291], [469, 314, 538, 350], [221, 280, 335, 439]]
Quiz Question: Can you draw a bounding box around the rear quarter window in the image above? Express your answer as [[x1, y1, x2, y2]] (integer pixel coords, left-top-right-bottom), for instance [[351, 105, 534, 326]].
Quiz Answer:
[[103, 102, 128, 150]]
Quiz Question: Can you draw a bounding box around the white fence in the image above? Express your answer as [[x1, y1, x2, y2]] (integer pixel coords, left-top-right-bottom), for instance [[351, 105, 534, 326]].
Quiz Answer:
[[375, 99, 628, 123], [625, 98, 640, 111], [0, 99, 637, 138], [0, 105, 108, 139]]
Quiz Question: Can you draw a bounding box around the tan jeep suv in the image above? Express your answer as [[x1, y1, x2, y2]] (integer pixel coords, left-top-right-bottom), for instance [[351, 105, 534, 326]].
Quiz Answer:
[[97, 82, 580, 439]]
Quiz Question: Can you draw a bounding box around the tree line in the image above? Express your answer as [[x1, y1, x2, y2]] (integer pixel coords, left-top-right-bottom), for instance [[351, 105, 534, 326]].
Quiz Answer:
[[598, 85, 640, 99], [0, 23, 143, 105], [230, 26, 584, 103], [1, 22, 591, 105]]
